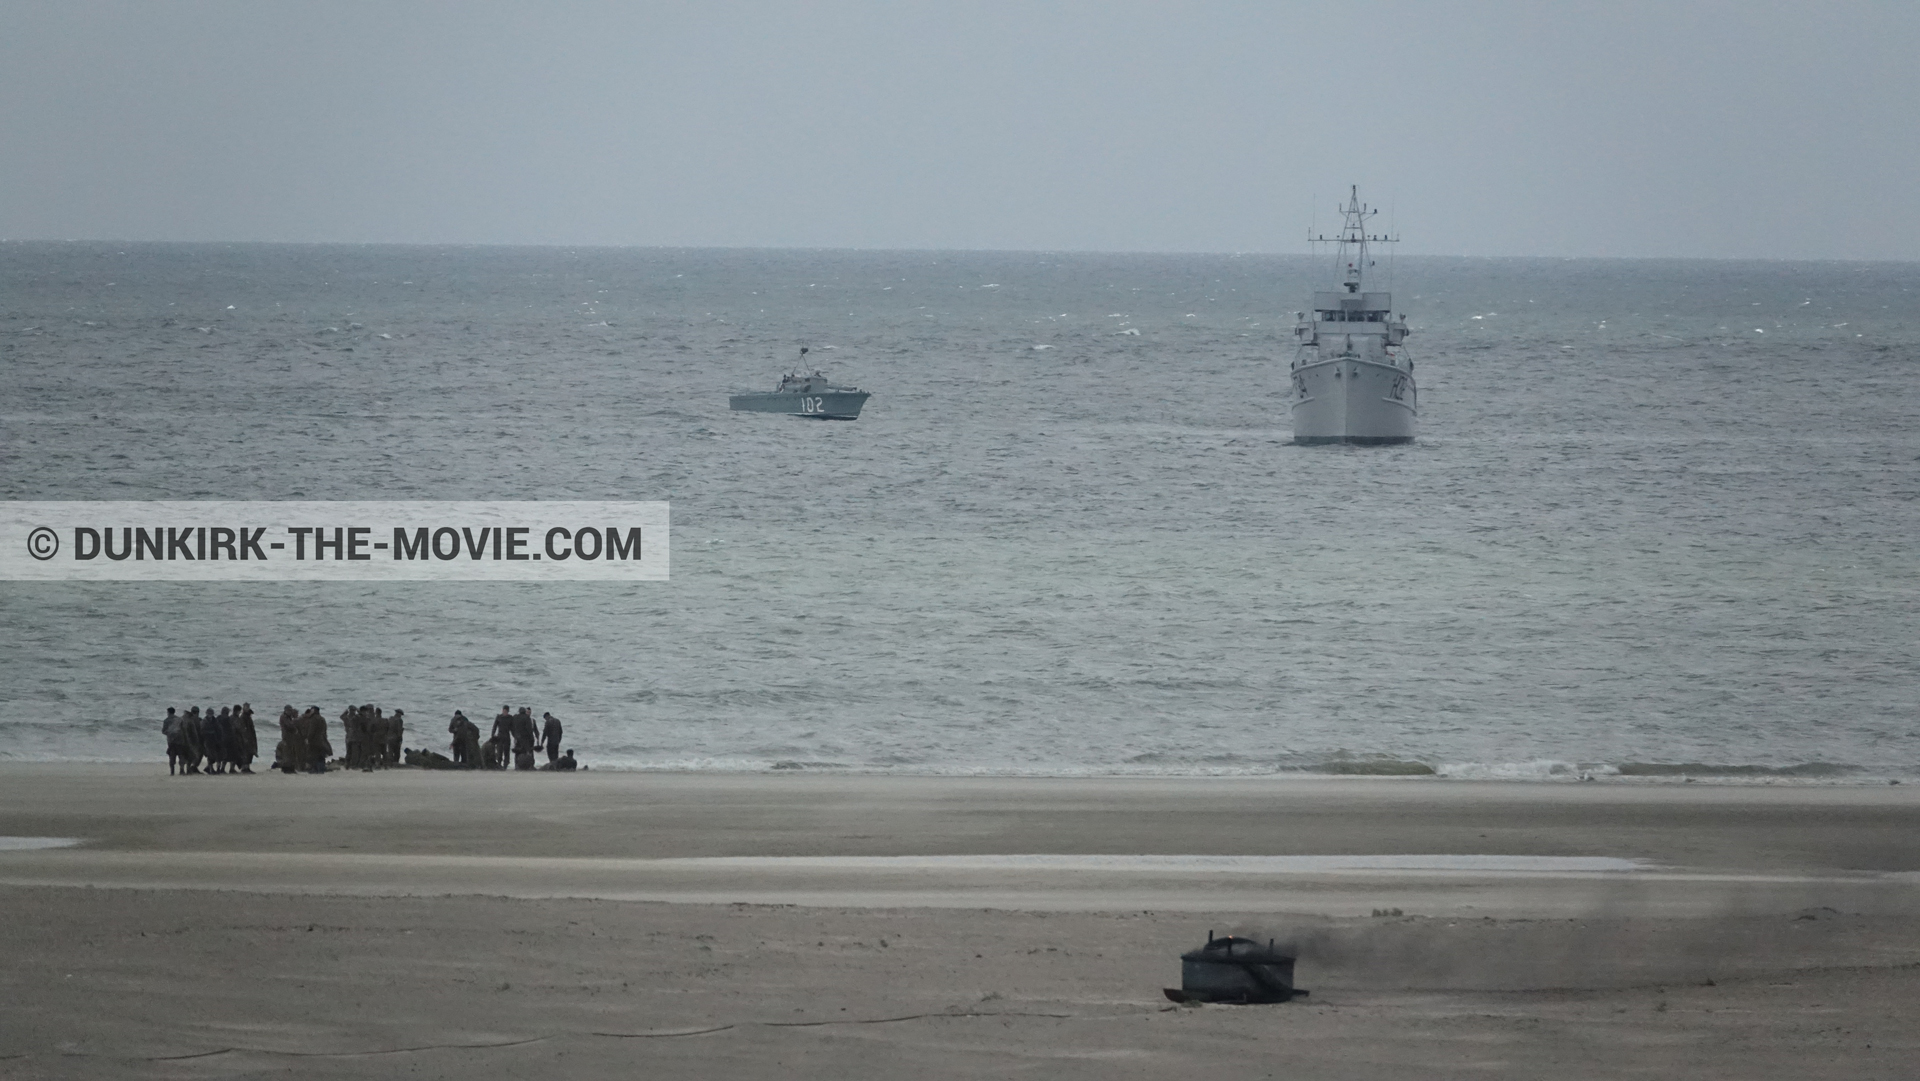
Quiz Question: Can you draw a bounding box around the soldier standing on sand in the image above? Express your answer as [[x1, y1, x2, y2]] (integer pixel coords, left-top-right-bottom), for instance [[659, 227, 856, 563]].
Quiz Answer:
[[511, 707, 538, 770], [491, 706, 512, 753], [303, 706, 332, 771], [208, 706, 233, 774], [541, 712, 564, 765], [458, 714, 482, 768], [363, 707, 384, 769], [339, 705, 357, 769], [386, 709, 404, 766], [194, 706, 216, 775], [276, 705, 299, 773], [218, 705, 238, 773], [222, 705, 240, 772], [296, 707, 314, 771], [378, 707, 395, 766], [448, 711, 470, 766], [489, 706, 514, 770], [163, 708, 187, 775], [320, 706, 336, 769], [181, 707, 205, 774], [198, 707, 216, 774], [198, 706, 215, 773], [237, 703, 257, 774]]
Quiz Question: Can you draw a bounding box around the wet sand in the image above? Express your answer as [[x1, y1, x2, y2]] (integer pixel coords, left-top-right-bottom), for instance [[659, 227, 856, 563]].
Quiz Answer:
[[3, 764, 1919, 1078]]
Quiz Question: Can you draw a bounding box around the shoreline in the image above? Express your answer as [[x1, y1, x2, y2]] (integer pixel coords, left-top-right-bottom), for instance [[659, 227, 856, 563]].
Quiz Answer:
[[0, 758, 1907, 785]]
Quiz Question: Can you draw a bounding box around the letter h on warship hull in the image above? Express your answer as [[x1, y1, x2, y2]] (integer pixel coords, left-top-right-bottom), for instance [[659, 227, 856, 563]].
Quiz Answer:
[[1289, 186, 1417, 445]]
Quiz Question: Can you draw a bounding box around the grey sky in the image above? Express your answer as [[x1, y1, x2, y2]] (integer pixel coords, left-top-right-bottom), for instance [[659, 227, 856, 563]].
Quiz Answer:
[[3, 0, 1916, 258]]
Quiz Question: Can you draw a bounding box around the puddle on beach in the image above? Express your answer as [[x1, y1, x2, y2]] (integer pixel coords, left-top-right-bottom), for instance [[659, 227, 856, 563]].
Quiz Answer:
[[655, 855, 1648, 873], [0, 837, 81, 851]]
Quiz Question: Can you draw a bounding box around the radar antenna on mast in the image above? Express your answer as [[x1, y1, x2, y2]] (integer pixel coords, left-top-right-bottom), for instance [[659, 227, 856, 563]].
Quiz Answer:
[[1308, 185, 1398, 293]]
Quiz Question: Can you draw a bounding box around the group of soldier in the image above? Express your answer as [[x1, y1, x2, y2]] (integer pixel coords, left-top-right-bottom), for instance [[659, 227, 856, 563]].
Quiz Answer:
[[439, 705, 573, 771], [272, 706, 334, 773], [161, 704, 259, 775], [336, 704, 405, 769], [163, 701, 578, 774]]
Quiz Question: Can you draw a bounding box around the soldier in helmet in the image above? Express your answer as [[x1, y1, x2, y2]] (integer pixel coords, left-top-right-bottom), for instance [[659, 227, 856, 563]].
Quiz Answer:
[[236, 703, 257, 774]]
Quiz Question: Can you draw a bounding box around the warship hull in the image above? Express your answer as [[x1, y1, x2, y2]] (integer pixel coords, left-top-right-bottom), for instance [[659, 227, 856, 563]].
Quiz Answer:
[[1290, 357, 1416, 445], [728, 390, 870, 420], [1289, 187, 1419, 446]]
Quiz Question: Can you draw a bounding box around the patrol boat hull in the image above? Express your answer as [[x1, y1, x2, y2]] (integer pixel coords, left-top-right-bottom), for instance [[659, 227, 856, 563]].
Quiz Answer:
[[1290, 356, 1416, 445], [728, 390, 869, 419]]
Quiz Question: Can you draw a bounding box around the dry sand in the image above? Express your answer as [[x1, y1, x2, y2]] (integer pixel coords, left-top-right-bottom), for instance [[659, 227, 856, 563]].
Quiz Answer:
[[3, 764, 1919, 1078]]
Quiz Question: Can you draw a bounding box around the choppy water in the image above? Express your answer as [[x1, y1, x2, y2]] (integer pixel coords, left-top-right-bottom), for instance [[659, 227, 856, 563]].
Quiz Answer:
[[3, 243, 1916, 777]]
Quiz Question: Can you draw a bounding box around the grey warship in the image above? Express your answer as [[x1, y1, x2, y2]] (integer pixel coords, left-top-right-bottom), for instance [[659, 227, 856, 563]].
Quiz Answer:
[[728, 348, 870, 419]]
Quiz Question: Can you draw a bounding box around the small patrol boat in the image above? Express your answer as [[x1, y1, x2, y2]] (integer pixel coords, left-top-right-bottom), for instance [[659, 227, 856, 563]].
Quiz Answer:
[[729, 348, 871, 420], [1289, 186, 1417, 445]]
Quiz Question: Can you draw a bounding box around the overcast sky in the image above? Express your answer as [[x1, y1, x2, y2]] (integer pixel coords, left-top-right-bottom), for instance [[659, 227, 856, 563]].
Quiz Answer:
[[3, 1, 1916, 258]]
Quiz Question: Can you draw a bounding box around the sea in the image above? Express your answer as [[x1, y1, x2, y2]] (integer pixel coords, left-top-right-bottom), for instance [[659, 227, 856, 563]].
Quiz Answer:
[[3, 243, 1916, 779]]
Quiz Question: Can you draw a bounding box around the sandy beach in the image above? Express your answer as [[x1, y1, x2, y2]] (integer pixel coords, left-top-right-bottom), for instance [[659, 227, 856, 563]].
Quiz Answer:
[[4, 764, 1919, 1079]]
